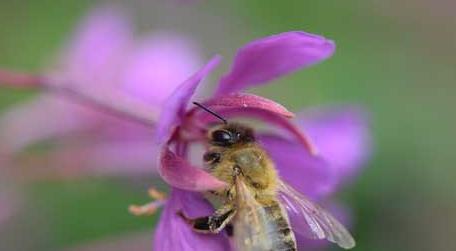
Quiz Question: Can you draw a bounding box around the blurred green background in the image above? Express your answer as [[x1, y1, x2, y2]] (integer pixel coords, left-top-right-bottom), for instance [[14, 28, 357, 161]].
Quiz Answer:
[[0, 0, 455, 250]]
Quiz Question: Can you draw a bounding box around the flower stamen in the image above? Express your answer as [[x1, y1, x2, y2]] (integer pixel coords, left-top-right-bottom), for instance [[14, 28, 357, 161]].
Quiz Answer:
[[129, 187, 167, 216], [147, 187, 166, 201]]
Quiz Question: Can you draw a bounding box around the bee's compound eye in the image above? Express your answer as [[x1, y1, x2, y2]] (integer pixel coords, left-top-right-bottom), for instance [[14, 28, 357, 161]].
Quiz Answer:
[[212, 130, 233, 145]]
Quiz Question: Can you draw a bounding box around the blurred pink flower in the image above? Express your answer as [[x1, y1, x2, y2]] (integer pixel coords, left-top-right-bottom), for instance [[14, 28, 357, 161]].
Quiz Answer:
[[150, 31, 370, 250], [0, 6, 202, 176]]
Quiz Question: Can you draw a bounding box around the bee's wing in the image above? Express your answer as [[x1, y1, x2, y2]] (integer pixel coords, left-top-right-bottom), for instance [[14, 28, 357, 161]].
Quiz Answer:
[[233, 177, 275, 251], [277, 179, 356, 249]]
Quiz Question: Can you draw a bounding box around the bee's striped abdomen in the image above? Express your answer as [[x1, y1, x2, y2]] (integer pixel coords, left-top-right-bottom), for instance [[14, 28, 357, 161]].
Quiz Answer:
[[263, 200, 297, 251]]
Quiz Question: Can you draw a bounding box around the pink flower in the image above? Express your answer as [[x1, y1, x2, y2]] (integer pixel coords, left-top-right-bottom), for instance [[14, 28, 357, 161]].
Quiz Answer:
[[152, 31, 370, 250], [0, 6, 202, 176], [0, 14, 370, 249]]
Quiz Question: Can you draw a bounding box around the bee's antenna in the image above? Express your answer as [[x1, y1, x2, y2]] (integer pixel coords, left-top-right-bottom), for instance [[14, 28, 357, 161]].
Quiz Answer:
[[192, 101, 227, 124]]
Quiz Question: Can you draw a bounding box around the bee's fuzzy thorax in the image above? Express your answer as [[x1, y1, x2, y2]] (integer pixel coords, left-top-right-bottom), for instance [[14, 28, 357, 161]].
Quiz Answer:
[[206, 143, 279, 197]]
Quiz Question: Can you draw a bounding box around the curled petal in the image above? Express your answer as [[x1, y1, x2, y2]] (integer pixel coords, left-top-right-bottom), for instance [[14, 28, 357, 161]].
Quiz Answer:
[[122, 33, 202, 105], [259, 134, 335, 199], [159, 147, 226, 191], [216, 31, 335, 95], [298, 107, 371, 184], [155, 56, 221, 144], [199, 93, 294, 118], [153, 189, 230, 251], [196, 107, 318, 155]]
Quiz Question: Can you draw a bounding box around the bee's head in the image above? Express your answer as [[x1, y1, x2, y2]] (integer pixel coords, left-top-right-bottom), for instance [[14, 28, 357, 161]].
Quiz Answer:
[[191, 102, 255, 147], [209, 123, 255, 147]]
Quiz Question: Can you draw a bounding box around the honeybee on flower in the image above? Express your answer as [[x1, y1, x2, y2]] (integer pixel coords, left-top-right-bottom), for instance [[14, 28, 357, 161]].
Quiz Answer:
[[131, 32, 370, 250]]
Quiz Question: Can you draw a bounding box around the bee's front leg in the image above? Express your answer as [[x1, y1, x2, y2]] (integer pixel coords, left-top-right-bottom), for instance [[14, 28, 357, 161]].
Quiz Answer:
[[203, 151, 221, 166], [178, 204, 236, 234]]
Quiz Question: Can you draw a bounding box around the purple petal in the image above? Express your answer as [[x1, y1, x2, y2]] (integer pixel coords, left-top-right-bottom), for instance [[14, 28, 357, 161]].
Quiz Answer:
[[153, 189, 230, 251], [31, 141, 159, 176], [159, 147, 226, 191], [121, 33, 202, 105], [216, 31, 335, 95], [54, 6, 132, 88], [154, 56, 221, 144], [92, 115, 155, 140], [80, 142, 158, 175], [199, 93, 294, 118], [259, 134, 335, 199], [298, 107, 371, 185], [0, 95, 94, 153]]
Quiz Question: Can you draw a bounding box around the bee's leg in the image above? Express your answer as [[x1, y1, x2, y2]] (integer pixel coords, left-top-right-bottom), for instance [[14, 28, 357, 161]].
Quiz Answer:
[[129, 187, 166, 216], [203, 151, 222, 171], [203, 151, 221, 165], [178, 204, 236, 234]]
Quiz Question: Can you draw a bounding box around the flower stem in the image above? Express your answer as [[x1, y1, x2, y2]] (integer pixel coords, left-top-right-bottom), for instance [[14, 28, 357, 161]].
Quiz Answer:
[[0, 69, 159, 127], [0, 69, 42, 88], [44, 81, 159, 127]]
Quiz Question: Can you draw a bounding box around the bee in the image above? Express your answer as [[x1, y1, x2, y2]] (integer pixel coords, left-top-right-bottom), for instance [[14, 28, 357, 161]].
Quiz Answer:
[[179, 102, 356, 251]]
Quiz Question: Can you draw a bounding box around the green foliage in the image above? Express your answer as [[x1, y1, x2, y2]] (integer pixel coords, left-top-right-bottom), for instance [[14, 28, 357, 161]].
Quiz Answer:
[[28, 178, 159, 249]]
